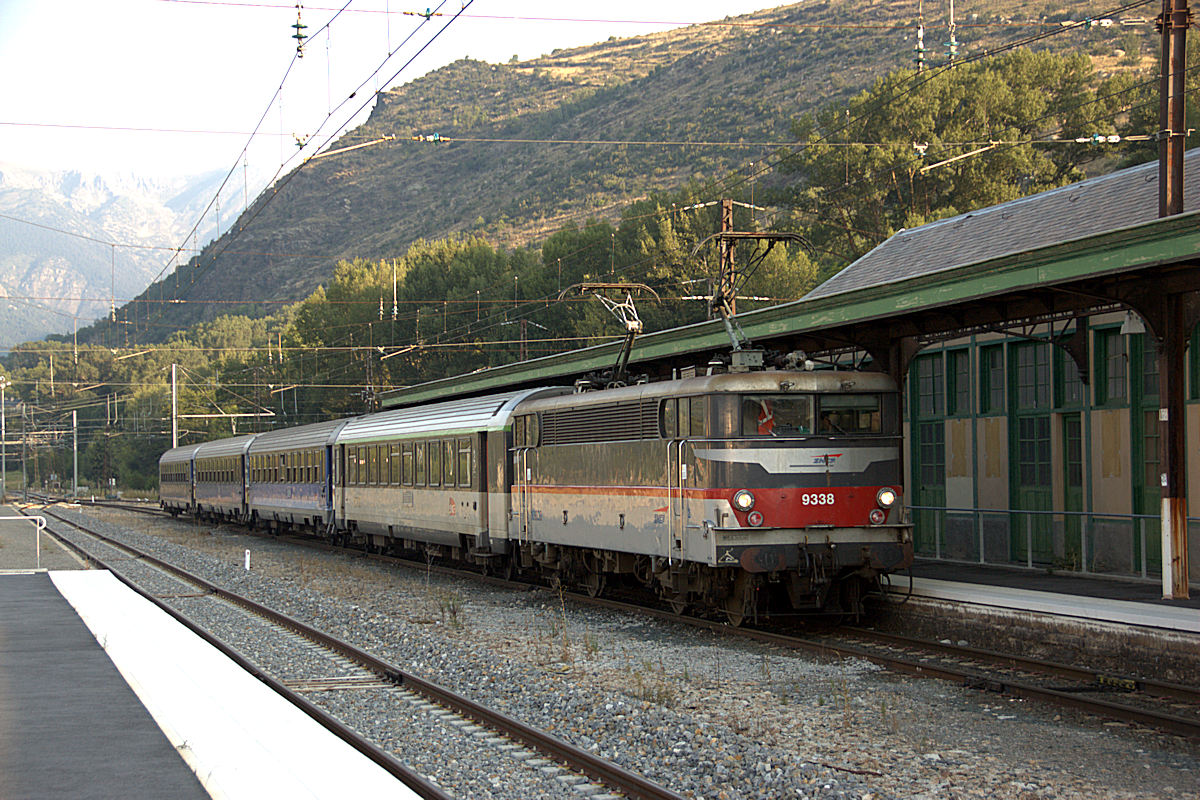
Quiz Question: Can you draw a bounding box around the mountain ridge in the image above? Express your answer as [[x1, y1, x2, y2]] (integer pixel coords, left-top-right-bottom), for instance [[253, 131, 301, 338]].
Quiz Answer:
[[51, 0, 1156, 344]]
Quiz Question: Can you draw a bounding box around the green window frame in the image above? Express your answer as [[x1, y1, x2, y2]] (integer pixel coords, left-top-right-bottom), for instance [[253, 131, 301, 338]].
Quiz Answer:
[[980, 344, 1005, 414], [947, 349, 970, 416], [1094, 328, 1127, 406], [1190, 325, 1200, 400], [1013, 341, 1050, 411], [914, 353, 944, 418], [1054, 347, 1084, 409]]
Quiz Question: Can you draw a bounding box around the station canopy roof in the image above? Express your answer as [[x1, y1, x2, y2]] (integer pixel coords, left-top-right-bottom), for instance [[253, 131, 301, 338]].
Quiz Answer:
[[807, 150, 1200, 301]]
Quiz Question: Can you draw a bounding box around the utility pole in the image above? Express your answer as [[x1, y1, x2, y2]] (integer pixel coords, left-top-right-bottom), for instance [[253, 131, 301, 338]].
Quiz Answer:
[[519, 319, 528, 361], [21, 403, 27, 502], [72, 410, 77, 498], [171, 363, 178, 448], [915, 0, 926, 71], [0, 376, 8, 502], [1156, 0, 1192, 599], [1159, 0, 1190, 217], [714, 199, 736, 319]]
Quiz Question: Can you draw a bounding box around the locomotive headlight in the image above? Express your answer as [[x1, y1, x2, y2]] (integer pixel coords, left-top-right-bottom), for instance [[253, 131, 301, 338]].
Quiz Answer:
[[869, 508, 886, 525], [876, 488, 897, 508], [732, 489, 755, 512]]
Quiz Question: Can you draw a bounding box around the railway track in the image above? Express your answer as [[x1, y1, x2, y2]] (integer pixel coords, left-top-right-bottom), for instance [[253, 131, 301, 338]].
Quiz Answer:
[[26, 502, 686, 800], [51, 497, 1200, 739]]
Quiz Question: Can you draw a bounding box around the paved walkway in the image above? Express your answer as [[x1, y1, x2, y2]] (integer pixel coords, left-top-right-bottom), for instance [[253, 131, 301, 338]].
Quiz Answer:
[[0, 505, 87, 572], [0, 572, 209, 799]]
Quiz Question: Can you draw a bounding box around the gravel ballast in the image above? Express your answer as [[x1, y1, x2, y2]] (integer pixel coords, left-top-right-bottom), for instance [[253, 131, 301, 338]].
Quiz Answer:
[[50, 507, 1200, 799]]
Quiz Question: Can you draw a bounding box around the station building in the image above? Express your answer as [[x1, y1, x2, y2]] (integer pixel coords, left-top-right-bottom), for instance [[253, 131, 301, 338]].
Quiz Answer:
[[804, 152, 1200, 587]]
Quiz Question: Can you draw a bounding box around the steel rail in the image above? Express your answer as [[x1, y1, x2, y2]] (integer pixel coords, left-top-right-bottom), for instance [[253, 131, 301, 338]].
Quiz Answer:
[[31, 504, 686, 800], [75, 498, 1200, 738], [841, 626, 1200, 705], [25, 506, 453, 800]]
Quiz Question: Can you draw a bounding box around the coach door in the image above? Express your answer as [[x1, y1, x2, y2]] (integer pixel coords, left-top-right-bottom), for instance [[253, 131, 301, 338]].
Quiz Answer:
[[511, 415, 538, 543], [664, 398, 700, 561]]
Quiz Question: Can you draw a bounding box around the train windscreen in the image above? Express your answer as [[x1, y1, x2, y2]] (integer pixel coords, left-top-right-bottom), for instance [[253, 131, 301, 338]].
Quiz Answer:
[[739, 393, 887, 436], [816, 394, 883, 434], [740, 395, 813, 436]]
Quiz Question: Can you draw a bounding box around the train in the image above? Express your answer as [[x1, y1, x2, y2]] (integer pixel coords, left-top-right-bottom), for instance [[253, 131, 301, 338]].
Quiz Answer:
[[159, 370, 913, 622]]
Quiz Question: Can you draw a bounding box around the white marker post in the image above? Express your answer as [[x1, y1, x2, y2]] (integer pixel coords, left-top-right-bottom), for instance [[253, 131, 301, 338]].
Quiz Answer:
[[244, 549, 251, 571]]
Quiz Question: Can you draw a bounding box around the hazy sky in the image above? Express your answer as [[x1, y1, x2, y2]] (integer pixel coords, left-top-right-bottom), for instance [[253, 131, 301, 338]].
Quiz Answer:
[[0, 0, 775, 179]]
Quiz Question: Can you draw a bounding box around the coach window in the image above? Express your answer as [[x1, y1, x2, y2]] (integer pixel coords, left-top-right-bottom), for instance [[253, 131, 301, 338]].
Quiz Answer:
[[415, 441, 427, 485], [347, 449, 357, 485], [429, 440, 442, 487], [661, 399, 677, 438], [367, 445, 378, 484], [402, 442, 414, 485], [441, 440, 454, 486], [389, 444, 401, 484], [457, 438, 472, 487]]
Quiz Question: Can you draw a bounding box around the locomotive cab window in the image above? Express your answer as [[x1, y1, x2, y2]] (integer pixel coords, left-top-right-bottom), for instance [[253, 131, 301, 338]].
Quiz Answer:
[[513, 415, 538, 447], [661, 399, 677, 438], [741, 395, 812, 436], [816, 394, 884, 434], [688, 397, 705, 437]]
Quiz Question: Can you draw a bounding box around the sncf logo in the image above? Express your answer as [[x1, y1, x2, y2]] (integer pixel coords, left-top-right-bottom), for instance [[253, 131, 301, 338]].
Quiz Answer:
[[811, 453, 843, 466]]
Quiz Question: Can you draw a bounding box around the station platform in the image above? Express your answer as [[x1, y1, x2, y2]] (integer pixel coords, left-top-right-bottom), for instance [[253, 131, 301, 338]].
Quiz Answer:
[[0, 566, 420, 799], [900, 559, 1200, 634]]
